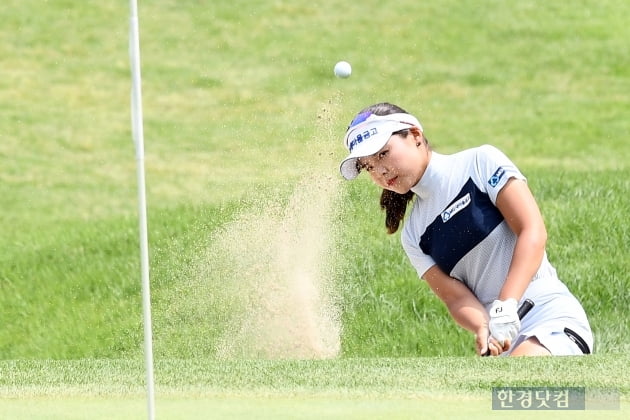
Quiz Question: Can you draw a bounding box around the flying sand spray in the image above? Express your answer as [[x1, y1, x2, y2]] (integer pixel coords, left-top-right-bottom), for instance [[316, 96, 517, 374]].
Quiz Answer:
[[154, 95, 347, 360], [213, 97, 346, 359], [206, 72, 350, 358]]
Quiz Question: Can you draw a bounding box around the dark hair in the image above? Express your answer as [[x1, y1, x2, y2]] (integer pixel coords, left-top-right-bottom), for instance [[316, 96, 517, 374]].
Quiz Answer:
[[354, 102, 423, 234]]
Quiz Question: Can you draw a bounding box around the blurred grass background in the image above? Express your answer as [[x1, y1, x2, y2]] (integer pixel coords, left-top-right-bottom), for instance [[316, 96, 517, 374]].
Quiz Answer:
[[1, 0, 628, 361]]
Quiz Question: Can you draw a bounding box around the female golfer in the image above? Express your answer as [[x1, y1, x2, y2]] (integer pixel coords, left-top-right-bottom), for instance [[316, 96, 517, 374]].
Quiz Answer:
[[339, 102, 593, 356]]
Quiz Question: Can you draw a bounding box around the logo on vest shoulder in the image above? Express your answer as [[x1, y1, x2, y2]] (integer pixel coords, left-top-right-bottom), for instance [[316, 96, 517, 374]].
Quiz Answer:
[[488, 167, 506, 188], [441, 193, 471, 222]]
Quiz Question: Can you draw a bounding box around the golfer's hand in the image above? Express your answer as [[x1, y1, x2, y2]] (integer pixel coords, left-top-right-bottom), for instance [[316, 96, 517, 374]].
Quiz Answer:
[[476, 325, 507, 356], [488, 298, 520, 347]]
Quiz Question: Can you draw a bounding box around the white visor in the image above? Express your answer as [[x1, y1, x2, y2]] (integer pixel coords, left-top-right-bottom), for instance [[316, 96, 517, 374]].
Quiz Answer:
[[339, 113, 423, 180]]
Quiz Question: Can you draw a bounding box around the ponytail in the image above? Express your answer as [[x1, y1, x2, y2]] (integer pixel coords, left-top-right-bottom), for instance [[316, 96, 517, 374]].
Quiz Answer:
[[380, 189, 415, 234]]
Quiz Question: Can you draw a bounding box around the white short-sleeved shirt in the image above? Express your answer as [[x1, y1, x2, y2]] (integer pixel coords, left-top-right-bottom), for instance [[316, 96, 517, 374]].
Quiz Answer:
[[402, 145, 557, 307], [401, 144, 593, 354]]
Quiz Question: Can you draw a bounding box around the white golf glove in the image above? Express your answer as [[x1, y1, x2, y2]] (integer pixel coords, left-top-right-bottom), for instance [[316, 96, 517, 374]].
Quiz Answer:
[[488, 298, 520, 346]]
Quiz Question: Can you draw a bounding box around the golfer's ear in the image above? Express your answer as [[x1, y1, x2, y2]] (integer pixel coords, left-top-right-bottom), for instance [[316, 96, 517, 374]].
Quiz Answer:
[[409, 126, 423, 141]]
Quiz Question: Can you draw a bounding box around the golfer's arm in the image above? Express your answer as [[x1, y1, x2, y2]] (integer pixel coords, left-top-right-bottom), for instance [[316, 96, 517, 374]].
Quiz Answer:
[[423, 265, 488, 333], [495, 178, 547, 301]]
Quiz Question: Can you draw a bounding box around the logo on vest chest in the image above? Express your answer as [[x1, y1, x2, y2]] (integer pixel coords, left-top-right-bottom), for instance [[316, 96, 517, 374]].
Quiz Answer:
[[441, 193, 471, 222]]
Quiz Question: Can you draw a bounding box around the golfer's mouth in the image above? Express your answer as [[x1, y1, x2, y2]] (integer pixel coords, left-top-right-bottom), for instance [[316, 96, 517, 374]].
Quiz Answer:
[[387, 177, 397, 187]]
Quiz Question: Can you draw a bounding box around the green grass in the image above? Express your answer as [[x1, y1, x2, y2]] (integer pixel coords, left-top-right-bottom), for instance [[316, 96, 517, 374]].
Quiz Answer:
[[2, 356, 629, 396], [1, 357, 628, 418], [1, 0, 629, 417]]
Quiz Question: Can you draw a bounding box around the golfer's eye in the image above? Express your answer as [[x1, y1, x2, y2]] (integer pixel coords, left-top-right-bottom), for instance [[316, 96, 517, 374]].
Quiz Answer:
[[378, 150, 388, 159]]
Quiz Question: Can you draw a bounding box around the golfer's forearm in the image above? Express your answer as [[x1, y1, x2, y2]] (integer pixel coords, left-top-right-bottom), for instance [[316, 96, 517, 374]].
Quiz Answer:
[[500, 230, 546, 301], [447, 298, 489, 334]]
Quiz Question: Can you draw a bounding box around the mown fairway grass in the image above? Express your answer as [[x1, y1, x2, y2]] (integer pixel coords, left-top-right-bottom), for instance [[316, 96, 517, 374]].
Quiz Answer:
[[1, 0, 629, 418], [1, 357, 628, 418]]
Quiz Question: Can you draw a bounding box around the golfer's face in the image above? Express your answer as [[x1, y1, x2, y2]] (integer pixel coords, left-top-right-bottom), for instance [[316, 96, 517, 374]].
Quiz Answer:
[[358, 132, 428, 194]]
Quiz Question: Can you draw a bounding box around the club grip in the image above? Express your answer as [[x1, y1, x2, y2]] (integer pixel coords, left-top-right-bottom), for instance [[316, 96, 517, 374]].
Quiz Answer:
[[482, 298, 535, 357], [517, 298, 535, 320]]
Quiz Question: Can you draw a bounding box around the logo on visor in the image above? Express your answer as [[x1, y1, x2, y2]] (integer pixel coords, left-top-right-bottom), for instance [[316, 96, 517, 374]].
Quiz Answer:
[[348, 112, 373, 129], [488, 167, 506, 188], [348, 127, 378, 152]]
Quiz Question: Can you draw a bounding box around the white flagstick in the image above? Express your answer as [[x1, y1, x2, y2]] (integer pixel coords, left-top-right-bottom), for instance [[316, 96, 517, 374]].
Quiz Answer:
[[129, 1, 156, 419]]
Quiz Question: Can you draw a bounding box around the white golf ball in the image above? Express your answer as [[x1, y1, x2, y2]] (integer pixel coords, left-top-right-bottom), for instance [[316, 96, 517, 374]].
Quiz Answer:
[[334, 61, 352, 78]]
